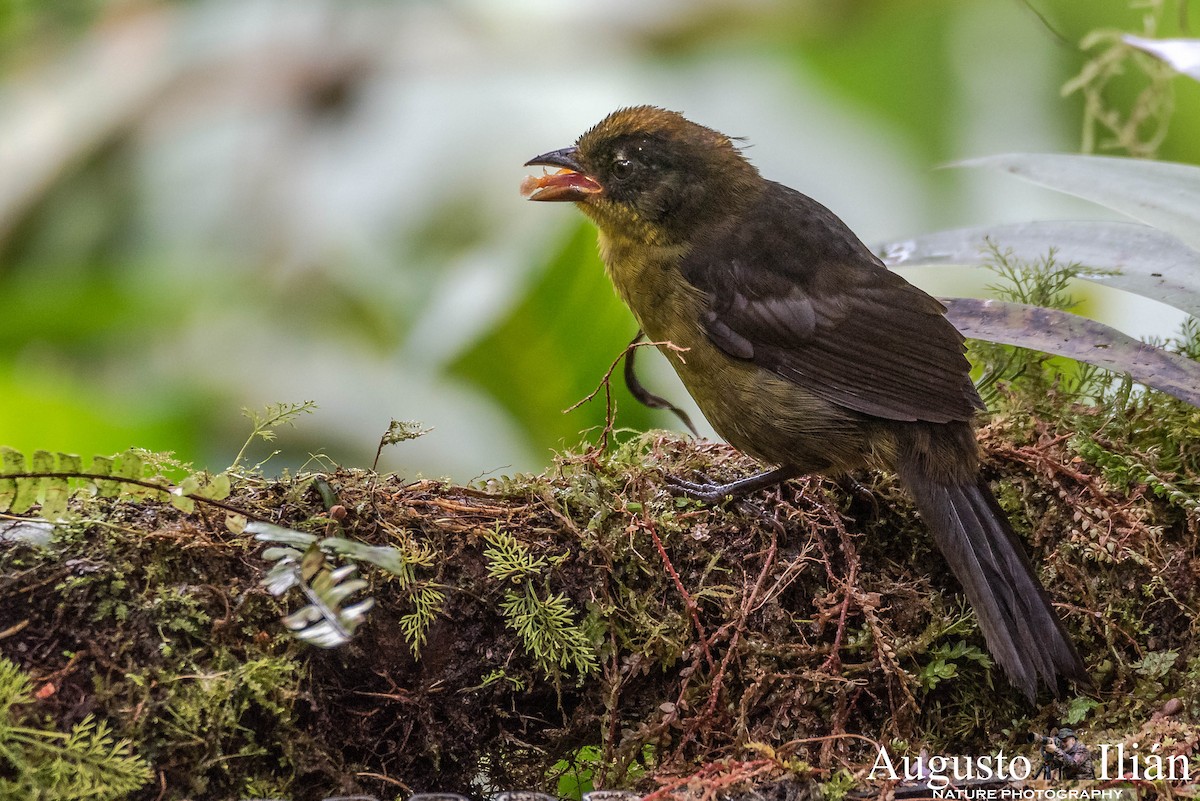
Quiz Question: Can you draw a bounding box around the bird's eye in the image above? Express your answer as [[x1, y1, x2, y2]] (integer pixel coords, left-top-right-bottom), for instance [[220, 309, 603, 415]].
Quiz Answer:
[[610, 158, 635, 181]]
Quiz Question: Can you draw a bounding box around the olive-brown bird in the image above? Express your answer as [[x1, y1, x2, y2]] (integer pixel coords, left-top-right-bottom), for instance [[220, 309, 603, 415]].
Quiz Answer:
[[522, 105, 1086, 700]]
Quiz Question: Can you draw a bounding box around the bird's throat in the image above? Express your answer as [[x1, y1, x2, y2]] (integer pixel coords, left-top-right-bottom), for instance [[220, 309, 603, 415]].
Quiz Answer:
[[596, 230, 693, 321]]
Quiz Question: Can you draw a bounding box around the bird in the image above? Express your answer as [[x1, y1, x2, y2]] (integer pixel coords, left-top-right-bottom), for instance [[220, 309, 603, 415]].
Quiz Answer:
[[520, 105, 1088, 701]]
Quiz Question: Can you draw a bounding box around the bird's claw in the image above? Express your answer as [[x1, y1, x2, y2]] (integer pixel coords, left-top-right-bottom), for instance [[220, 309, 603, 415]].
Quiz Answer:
[[663, 465, 802, 504], [837, 474, 882, 517], [663, 473, 737, 504]]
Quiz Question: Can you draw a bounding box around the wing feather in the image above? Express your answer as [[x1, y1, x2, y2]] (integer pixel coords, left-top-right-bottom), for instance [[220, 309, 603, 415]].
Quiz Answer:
[[682, 181, 982, 423]]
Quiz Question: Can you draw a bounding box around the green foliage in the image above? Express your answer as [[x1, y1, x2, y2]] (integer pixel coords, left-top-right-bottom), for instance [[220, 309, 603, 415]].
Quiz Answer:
[[169, 470, 232, 514], [968, 243, 1094, 404], [499, 584, 599, 678], [1062, 0, 1176, 158], [230, 401, 318, 472], [324, 532, 431, 579], [377, 419, 430, 446], [1178, 317, 1200, 361], [551, 744, 602, 798], [917, 640, 993, 693], [5, 0, 1200, 489], [483, 526, 548, 583], [1072, 435, 1200, 515], [0, 446, 230, 518], [153, 656, 300, 793], [373, 418, 431, 470], [822, 768, 859, 801], [254, 519, 445, 655], [1132, 649, 1178, 680], [953, 236, 1200, 424], [399, 584, 446, 656], [0, 658, 151, 800], [978, 283, 1200, 523], [1064, 696, 1100, 725], [1083, 392, 1200, 513], [482, 527, 598, 678], [548, 743, 647, 798], [0, 468, 320, 797], [1127, 650, 1180, 702], [254, 525, 376, 649], [983, 242, 1083, 310], [3, 409, 1199, 791]]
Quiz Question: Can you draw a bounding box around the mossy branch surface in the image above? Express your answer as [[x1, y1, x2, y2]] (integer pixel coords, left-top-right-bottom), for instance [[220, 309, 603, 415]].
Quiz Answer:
[[2, 381, 1199, 798]]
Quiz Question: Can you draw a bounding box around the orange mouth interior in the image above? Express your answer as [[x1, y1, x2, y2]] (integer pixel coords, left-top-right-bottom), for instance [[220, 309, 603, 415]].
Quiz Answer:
[[520, 168, 602, 200]]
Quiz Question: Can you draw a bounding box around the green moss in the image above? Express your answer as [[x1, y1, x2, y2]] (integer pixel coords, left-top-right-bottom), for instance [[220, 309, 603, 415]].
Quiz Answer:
[[0, 658, 151, 800]]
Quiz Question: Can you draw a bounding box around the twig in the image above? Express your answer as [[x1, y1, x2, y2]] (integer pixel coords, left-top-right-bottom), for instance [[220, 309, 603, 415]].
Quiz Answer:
[[642, 758, 777, 801], [812, 488, 859, 676], [638, 493, 715, 672], [566, 338, 689, 453], [600, 627, 622, 786], [703, 524, 778, 722]]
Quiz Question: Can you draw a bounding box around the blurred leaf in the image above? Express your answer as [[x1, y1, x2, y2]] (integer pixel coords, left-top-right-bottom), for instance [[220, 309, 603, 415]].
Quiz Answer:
[[321, 538, 408, 577], [0, 273, 172, 349], [89, 454, 117, 497], [956, 153, 1200, 252], [451, 222, 665, 453], [0, 447, 23, 513], [881, 221, 1200, 316], [0, 1, 108, 64], [248, 521, 319, 548], [1123, 35, 1200, 81], [168, 490, 195, 514], [1033, 0, 1200, 167], [205, 472, 230, 500], [1064, 696, 1099, 725], [944, 297, 1200, 407], [34, 449, 68, 519], [259, 538, 376, 649]]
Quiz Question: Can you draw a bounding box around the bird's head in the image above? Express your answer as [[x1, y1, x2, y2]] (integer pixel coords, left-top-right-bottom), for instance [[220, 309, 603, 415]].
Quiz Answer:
[[522, 106, 760, 245]]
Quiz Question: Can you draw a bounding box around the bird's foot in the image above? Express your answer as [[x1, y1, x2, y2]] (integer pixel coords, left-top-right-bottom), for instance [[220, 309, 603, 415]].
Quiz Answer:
[[836, 473, 881, 517], [664, 465, 803, 505], [664, 474, 739, 504]]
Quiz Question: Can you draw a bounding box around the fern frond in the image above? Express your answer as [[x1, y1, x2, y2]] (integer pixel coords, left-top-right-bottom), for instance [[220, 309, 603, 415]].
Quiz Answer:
[[499, 584, 598, 677]]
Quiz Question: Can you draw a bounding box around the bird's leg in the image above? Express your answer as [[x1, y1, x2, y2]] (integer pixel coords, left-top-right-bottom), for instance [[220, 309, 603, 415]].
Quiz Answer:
[[666, 465, 803, 504], [624, 330, 699, 436]]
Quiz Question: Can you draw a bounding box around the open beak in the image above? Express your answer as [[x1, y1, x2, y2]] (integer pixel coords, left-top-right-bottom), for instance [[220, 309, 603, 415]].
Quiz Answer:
[[521, 147, 603, 202]]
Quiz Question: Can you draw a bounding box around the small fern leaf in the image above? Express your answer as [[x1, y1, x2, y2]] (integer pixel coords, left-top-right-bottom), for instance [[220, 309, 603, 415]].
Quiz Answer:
[[11, 471, 37, 518], [0, 447, 24, 513], [34, 451, 71, 519], [89, 455, 118, 497]]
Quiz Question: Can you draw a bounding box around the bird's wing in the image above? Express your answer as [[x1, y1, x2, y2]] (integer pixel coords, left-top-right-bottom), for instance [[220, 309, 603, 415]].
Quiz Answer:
[[681, 181, 982, 423]]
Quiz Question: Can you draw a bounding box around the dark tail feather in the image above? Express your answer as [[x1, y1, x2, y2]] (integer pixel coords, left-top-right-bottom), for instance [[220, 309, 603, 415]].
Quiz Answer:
[[899, 470, 1087, 700]]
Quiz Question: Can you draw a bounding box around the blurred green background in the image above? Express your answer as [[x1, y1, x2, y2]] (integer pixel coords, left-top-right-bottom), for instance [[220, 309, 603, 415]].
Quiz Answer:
[[2, 0, 1198, 480]]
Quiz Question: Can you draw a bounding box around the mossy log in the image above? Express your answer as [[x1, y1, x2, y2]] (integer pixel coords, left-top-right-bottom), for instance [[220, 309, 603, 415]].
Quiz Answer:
[[1, 409, 1198, 800]]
